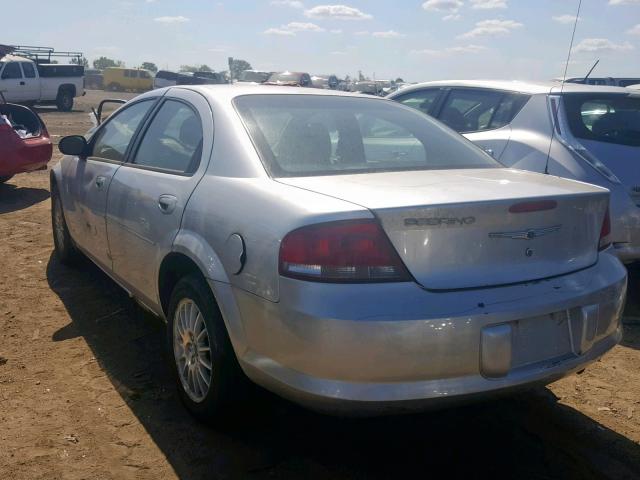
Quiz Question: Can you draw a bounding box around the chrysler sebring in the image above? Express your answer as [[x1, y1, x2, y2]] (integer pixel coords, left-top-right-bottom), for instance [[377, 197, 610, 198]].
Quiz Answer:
[[51, 86, 627, 420]]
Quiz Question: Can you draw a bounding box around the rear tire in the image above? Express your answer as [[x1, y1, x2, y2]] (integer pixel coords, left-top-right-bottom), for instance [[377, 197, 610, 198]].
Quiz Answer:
[[107, 82, 122, 92], [51, 186, 80, 265], [56, 90, 74, 112], [0, 175, 13, 184], [167, 274, 247, 424]]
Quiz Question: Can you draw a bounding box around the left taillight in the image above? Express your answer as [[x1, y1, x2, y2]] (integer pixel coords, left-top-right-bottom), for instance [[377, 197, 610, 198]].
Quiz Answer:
[[279, 219, 411, 283], [599, 208, 612, 251]]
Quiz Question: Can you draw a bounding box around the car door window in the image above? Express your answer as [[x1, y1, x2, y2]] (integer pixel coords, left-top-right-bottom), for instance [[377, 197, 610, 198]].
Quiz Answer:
[[20, 63, 36, 79], [90, 100, 155, 162], [1, 62, 22, 79], [394, 89, 440, 116], [132, 100, 203, 173]]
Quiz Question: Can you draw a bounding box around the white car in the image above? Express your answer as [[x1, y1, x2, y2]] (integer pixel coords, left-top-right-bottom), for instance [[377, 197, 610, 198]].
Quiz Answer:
[[0, 54, 84, 111]]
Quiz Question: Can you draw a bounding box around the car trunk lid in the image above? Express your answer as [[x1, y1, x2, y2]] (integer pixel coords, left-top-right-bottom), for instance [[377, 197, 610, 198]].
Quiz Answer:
[[279, 168, 609, 290]]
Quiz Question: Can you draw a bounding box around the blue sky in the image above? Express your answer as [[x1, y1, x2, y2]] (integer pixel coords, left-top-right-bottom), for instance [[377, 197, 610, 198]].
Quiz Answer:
[[4, 0, 640, 81]]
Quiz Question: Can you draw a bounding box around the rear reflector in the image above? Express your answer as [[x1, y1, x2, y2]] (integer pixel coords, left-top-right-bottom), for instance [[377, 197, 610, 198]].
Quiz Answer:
[[509, 200, 558, 214], [599, 209, 611, 251], [279, 219, 411, 283]]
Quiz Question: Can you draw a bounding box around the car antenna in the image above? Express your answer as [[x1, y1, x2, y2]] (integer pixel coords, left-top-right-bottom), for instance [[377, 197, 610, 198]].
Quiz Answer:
[[545, 0, 582, 175], [583, 59, 599, 83]]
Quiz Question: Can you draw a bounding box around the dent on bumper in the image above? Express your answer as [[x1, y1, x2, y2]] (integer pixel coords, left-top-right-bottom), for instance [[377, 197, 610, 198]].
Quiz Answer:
[[228, 253, 627, 412]]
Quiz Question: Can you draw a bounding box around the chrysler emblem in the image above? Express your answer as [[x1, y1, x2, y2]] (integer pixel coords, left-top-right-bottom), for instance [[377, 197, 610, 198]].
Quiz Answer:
[[489, 225, 561, 240]]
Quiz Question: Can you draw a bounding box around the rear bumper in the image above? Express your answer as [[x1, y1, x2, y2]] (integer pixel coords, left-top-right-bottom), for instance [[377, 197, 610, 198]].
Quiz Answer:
[[227, 252, 627, 414], [0, 135, 52, 176]]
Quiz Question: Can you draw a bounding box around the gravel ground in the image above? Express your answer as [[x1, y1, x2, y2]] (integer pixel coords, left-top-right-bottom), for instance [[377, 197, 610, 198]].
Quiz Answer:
[[0, 90, 639, 480]]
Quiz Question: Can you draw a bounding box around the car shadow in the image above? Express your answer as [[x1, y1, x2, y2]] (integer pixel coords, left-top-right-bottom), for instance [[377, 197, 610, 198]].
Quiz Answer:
[[0, 182, 50, 214], [47, 253, 640, 479], [621, 264, 640, 350]]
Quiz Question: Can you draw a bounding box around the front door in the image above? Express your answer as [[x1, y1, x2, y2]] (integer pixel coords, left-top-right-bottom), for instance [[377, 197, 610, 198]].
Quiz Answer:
[[66, 98, 157, 269], [19, 62, 39, 101], [106, 88, 211, 306], [0, 61, 25, 102]]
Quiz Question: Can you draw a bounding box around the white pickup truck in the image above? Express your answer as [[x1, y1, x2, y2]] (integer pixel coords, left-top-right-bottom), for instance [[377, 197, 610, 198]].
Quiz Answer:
[[0, 55, 84, 111]]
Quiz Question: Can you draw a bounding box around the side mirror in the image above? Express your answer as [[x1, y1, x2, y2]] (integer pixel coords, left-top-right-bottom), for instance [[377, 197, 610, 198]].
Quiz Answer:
[[59, 135, 88, 157]]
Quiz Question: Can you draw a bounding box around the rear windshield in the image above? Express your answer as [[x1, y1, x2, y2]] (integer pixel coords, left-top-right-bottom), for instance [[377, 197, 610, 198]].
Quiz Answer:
[[234, 94, 500, 177], [564, 93, 640, 147]]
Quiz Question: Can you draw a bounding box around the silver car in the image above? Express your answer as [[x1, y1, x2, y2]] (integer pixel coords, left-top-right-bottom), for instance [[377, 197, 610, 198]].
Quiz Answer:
[[51, 85, 627, 420], [388, 81, 640, 263]]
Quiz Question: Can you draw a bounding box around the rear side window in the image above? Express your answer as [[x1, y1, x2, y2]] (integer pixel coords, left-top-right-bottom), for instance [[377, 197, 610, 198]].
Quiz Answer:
[[234, 94, 499, 177], [1, 62, 22, 79], [132, 100, 203, 173], [438, 89, 529, 133], [564, 93, 640, 147], [393, 89, 441, 116], [91, 100, 155, 162], [21, 63, 36, 78]]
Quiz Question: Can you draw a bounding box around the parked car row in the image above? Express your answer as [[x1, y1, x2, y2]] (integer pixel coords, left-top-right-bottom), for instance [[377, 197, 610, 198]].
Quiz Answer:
[[48, 83, 629, 423]]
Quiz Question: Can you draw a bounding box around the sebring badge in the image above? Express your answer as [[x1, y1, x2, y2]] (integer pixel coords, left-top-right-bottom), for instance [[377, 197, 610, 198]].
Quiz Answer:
[[489, 225, 561, 240]]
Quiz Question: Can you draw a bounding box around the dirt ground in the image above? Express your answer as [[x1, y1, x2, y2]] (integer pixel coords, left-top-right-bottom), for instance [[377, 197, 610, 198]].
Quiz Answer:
[[0, 90, 639, 480]]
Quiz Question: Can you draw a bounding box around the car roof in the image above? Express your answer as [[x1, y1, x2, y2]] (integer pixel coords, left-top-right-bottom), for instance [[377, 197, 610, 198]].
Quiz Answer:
[[158, 84, 388, 102], [0, 54, 33, 63], [388, 79, 633, 96]]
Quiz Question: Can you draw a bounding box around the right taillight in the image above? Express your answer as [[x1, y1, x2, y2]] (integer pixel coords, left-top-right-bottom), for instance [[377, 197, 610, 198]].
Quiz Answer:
[[279, 219, 411, 283], [599, 209, 611, 251]]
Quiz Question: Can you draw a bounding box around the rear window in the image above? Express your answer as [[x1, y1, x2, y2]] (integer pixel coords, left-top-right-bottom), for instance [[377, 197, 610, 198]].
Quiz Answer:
[[564, 93, 640, 147], [234, 94, 499, 177]]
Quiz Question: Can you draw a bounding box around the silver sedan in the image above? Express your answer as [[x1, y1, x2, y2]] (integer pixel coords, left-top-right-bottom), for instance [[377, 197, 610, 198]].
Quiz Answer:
[[51, 85, 627, 421]]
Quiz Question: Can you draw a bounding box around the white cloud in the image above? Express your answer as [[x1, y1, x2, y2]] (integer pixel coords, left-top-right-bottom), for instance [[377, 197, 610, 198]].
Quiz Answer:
[[154, 16, 190, 23], [264, 27, 295, 36], [286, 21, 325, 32], [371, 30, 405, 38], [264, 21, 325, 36], [354, 30, 370, 36], [458, 19, 523, 39], [443, 14, 461, 20], [572, 38, 634, 53], [330, 29, 343, 34], [411, 44, 487, 57], [304, 4, 372, 20], [271, 0, 304, 8], [422, 0, 463, 12], [470, 0, 507, 9], [552, 14, 579, 24], [627, 24, 640, 35], [609, 0, 640, 5]]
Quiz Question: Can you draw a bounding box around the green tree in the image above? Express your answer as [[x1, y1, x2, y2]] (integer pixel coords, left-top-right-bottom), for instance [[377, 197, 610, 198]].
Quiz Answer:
[[141, 62, 158, 73], [93, 56, 124, 70], [71, 57, 89, 68], [229, 59, 252, 81], [395, 77, 404, 83]]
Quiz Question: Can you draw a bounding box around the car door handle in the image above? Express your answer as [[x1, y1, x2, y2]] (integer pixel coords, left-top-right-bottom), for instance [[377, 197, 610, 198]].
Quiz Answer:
[[158, 194, 177, 214], [19, 81, 25, 86], [95, 175, 107, 189]]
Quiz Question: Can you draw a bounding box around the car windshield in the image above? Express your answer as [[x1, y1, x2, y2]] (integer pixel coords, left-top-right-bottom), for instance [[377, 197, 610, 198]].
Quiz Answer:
[[269, 72, 301, 83], [240, 71, 269, 82], [234, 94, 500, 177], [564, 93, 640, 147]]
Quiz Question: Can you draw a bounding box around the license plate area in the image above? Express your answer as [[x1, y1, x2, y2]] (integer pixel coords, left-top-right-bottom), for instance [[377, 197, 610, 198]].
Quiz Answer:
[[511, 311, 573, 369]]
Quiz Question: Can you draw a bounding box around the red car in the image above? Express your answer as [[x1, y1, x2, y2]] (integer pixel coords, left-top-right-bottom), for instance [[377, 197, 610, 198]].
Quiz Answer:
[[0, 103, 53, 183]]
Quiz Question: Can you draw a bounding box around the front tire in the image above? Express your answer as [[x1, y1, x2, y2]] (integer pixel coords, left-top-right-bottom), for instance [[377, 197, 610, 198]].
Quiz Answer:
[[51, 187, 80, 265], [56, 90, 74, 112], [167, 274, 246, 424], [107, 82, 122, 92]]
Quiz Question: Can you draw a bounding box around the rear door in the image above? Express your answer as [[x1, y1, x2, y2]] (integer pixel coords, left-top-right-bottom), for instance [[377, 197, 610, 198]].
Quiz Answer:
[[19, 62, 39, 101], [65, 98, 157, 269], [106, 88, 211, 305], [435, 88, 528, 160]]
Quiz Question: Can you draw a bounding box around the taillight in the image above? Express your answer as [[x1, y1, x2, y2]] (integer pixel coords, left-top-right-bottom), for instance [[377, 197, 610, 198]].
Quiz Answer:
[[599, 209, 611, 251], [279, 219, 411, 283]]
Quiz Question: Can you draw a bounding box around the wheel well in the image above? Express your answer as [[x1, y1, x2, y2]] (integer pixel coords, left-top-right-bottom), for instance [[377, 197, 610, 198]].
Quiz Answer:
[[158, 253, 206, 316], [57, 84, 76, 98]]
